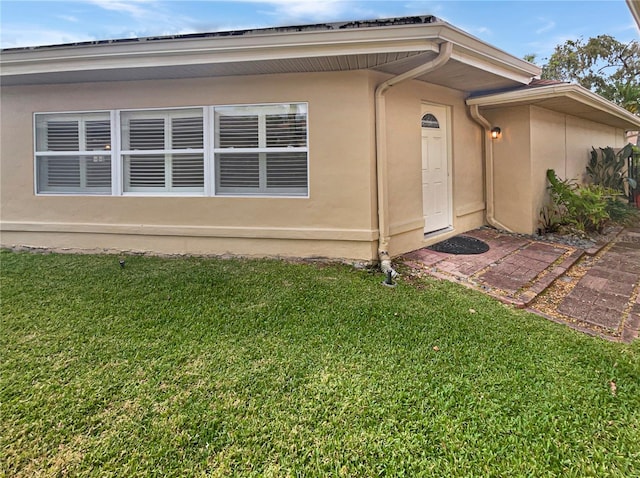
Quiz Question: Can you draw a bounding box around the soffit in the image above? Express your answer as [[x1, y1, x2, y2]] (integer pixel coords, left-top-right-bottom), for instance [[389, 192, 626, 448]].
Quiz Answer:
[[0, 50, 526, 92], [2, 51, 426, 85], [374, 51, 528, 91]]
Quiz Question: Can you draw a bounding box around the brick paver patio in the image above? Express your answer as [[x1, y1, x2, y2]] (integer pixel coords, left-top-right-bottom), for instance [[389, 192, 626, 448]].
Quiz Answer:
[[402, 226, 640, 342], [556, 228, 640, 340]]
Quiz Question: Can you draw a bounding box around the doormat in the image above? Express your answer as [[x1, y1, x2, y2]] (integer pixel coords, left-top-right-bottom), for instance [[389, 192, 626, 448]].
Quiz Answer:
[[427, 235, 490, 255]]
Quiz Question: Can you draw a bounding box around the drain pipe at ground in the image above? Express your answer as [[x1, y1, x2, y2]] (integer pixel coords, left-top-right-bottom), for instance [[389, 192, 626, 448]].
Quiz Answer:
[[468, 104, 513, 232], [375, 41, 453, 278]]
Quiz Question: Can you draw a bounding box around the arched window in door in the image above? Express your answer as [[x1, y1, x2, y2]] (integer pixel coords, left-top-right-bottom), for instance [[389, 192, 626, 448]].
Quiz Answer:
[[421, 113, 440, 128]]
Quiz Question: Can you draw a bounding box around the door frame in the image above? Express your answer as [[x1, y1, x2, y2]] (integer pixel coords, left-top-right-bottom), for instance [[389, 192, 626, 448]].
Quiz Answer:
[[421, 102, 453, 235]]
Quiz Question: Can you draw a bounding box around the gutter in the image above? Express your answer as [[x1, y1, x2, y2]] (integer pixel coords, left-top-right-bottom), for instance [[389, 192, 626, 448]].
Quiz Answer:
[[468, 104, 512, 231], [375, 41, 453, 276]]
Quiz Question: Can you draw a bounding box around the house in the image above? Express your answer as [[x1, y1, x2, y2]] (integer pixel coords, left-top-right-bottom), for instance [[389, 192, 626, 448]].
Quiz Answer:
[[2, 16, 639, 268]]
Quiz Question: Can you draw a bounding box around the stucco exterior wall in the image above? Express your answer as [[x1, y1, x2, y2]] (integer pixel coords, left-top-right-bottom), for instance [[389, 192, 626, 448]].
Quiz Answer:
[[0, 71, 379, 260], [1, 68, 490, 261], [564, 114, 628, 181], [484, 105, 533, 234], [484, 104, 628, 234], [380, 77, 486, 256]]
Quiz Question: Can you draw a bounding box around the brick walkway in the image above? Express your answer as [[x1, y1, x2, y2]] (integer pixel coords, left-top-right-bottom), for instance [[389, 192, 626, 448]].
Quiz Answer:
[[553, 227, 640, 342], [401, 227, 640, 342]]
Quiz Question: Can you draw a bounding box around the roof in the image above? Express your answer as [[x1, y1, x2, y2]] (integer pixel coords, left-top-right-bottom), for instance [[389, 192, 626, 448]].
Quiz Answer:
[[4, 16, 444, 52], [628, 0, 640, 29], [0, 15, 539, 93], [466, 82, 640, 131]]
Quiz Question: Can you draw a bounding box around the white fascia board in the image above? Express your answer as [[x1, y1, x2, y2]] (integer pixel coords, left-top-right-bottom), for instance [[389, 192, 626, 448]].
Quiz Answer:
[[1, 40, 437, 76], [466, 83, 640, 130], [1, 21, 540, 82], [2, 28, 438, 75], [436, 23, 540, 83]]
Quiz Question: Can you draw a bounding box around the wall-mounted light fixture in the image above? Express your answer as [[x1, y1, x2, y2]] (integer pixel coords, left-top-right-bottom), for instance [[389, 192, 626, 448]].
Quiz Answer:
[[490, 127, 501, 139]]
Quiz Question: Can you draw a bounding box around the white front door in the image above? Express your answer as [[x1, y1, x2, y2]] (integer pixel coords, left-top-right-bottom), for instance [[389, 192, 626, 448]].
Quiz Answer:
[[421, 105, 451, 234]]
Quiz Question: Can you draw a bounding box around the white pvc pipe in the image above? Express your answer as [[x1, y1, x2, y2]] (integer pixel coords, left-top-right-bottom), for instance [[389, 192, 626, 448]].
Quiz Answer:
[[374, 41, 453, 275], [468, 104, 512, 232]]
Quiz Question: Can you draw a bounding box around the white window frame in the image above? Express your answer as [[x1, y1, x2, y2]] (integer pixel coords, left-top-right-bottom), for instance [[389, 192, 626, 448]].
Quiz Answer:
[[120, 107, 206, 195], [212, 103, 309, 197], [34, 110, 114, 195], [33, 102, 309, 198]]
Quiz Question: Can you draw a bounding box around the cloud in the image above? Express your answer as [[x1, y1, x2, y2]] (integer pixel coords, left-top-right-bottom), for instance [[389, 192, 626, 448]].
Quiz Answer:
[[474, 26, 492, 35], [271, 0, 347, 18], [1, 26, 95, 49], [446, 22, 492, 38], [57, 15, 80, 23], [535, 18, 556, 35], [523, 33, 577, 61], [87, 0, 157, 19], [237, 0, 355, 23], [85, 0, 204, 41]]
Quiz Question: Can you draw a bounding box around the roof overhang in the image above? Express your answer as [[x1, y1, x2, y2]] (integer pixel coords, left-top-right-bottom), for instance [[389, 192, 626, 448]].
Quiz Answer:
[[0, 17, 539, 93], [466, 83, 640, 131], [628, 0, 640, 28]]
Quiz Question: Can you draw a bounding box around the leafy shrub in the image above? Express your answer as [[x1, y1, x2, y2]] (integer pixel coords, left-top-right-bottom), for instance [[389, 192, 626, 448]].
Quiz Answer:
[[587, 143, 637, 192], [605, 196, 640, 226], [546, 169, 611, 233], [538, 205, 563, 233]]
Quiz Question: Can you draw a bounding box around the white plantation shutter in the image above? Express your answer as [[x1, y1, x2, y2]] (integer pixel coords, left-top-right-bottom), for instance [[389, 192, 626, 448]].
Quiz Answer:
[[127, 118, 165, 150], [46, 121, 79, 151], [217, 153, 260, 190], [266, 152, 307, 189], [125, 155, 165, 188], [85, 120, 111, 150], [43, 157, 80, 187], [171, 118, 204, 188], [34, 104, 308, 197], [85, 157, 112, 187], [172, 117, 204, 149], [121, 109, 204, 193], [35, 113, 112, 193], [217, 115, 259, 148], [266, 114, 307, 147], [172, 154, 205, 187], [37, 155, 111, 193], [214, 104, 308, 195]]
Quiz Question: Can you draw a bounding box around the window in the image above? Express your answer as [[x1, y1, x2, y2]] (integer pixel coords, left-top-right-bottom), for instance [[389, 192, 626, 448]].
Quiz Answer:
[[214, 104, 308, 195], [121, 108, 204, 193], [35, 112, 112, 193], [34, 103, 308, 197], [421, 113, 440, 129]]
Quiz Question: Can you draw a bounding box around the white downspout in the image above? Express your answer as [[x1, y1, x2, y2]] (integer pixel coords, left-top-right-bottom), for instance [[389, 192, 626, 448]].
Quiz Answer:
[[375, 41, 453, 276], [468, 104, 512, 232]]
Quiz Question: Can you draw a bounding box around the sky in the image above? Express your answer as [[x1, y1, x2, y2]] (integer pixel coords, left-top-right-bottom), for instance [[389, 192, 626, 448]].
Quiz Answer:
[[0, 0, 638, 62]]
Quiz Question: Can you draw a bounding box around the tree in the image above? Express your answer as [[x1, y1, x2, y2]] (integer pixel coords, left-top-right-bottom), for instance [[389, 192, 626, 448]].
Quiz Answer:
[[540, 35, 640, 115]]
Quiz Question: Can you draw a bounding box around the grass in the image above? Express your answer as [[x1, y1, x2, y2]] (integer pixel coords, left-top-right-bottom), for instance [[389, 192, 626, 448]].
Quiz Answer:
[[1, 249, 639, 477]]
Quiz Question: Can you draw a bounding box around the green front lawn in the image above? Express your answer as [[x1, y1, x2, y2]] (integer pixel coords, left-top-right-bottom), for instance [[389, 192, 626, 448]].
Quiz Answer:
[[1, 250, 639, 477]]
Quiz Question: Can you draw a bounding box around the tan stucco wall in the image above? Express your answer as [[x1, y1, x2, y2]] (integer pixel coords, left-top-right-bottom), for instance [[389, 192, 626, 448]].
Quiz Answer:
[[1, 71, 380, 260], [484, 105, 533, 233], [1, 69, 489, 260], [484, 104, 628, 234], [379, 76, 486, 256]]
